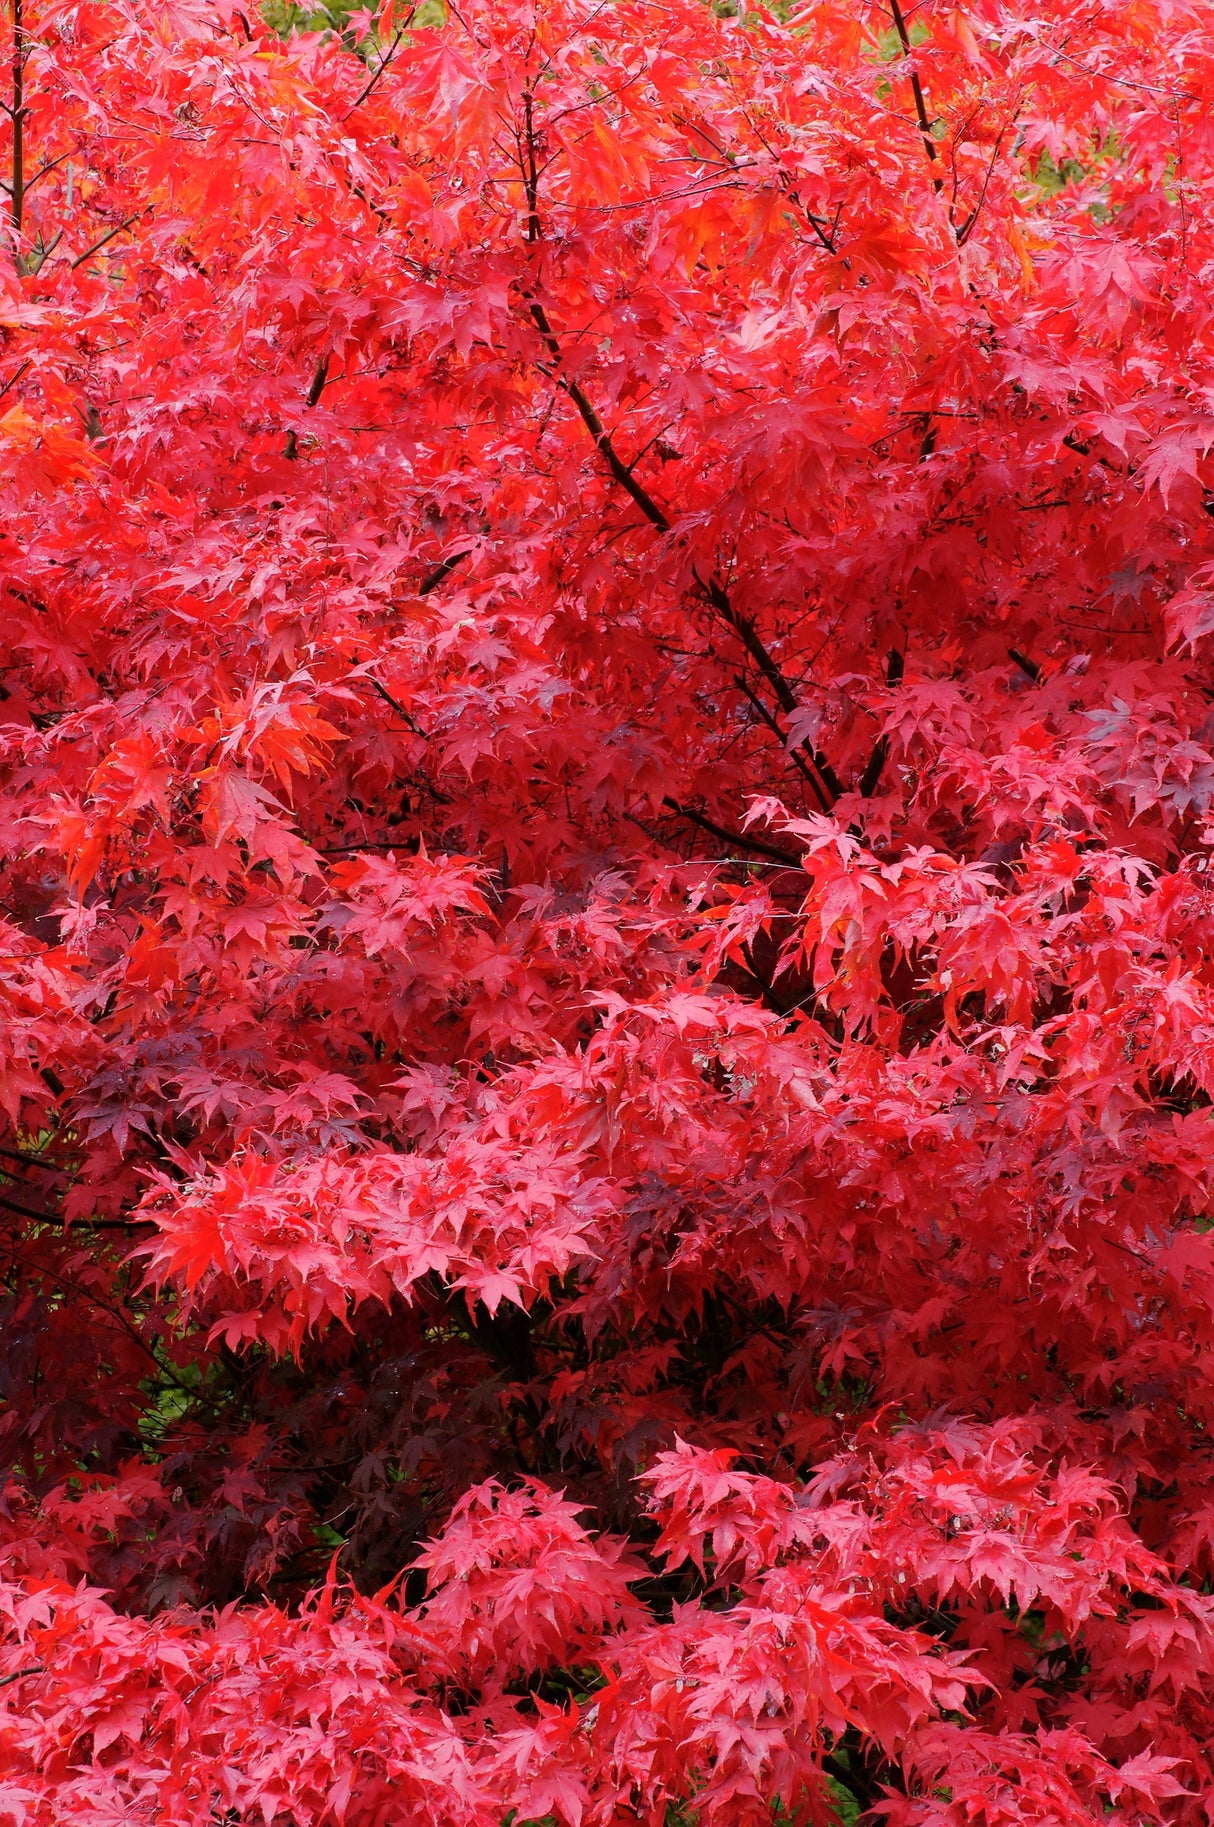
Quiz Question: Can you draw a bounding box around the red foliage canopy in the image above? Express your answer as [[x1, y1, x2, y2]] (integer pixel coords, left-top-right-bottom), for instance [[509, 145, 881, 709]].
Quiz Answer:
[[3, 0, 1214, 1820]]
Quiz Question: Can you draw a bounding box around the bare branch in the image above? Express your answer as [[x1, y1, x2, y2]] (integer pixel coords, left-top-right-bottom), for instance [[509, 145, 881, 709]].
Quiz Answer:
[[888, 0, 944, 193], [72, 211, 144, 269], [367, 674, 424, 736], [341, 19, 411, 122], [419, 550, 471, 595], [0, 358, 29, 402], [662, 796, 801, 865], [1009, 647, 1041, 682], [858, 648, 905, 798], [733, 674, 833, 812], [306, 353, 331, 408]]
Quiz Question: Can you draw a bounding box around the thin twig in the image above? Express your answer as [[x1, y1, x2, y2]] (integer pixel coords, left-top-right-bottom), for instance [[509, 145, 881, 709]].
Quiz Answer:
[[0, 1142, 56, 1169], [888, 0, 943, 192], [7, 1249, 169, 1376], [419, 551, 470, 596], [341, 20, 411, 122], [361, 680, 453, 804], [0, 358, 29, 402], [956, 117, 1014, 246], [662, 797, 800, 865], [72, 211, 143, 269], [0, 147, 71, 198], [368, 675, 424, 736], [733, 674, 832, 811], [858, 649, 905, 798], [518, 95, 845, 804]]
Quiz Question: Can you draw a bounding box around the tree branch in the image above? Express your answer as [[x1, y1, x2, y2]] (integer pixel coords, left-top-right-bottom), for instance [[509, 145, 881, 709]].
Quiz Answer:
[[519, 98, 845, 807], [0, 1141, 55, 1169], [341, 21, 410, 122], [419, 550, 470, 596], [368, 674, 424, 736], [889, 0, 943, 193], [955, 118, 1013, 246], [733, 674, 833, 813], [858, 648, 905, 798], [72, 211, 143, 269], [530, 297, 673, 532], [286, 353, 333, 459], [9, 0, 25, 237], [0, 357, 28, 403], [661, 797, 801, 865], [305, 353, 331, 409], [1009, 647, 1040, 682], [0, 1189, 56, 1224], [361, 679, 454, 805]]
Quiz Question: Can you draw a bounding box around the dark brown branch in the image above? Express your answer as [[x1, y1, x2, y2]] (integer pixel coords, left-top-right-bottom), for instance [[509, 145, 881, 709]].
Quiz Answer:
[[286, 353, 333, 459], [700, 570, 789, 707], [733, 674, 832, 813], [0, 1190, 55, 1223], [27, 228, 65, 275], [64, 1216, 154, 1231], [541, 341, 842, 801], [0, 1667, 43, 1689], [419, 550, 470, 596], [305, 353, 331, 408], [21, 146, 70, 194], [1, 148, 72, 199], [1, 1193, 152, 1232], [531, 296, 673, 532], [522, 89, 542, 246], [72, 211, 143, 269], [858, 648, 905, 798], [955, 118, 1012, 246], [520, 106, 671, 533], [804, 740, 842, 804], [8, 1248, 169, 1374], [1009, 647, 1041, 682], [518, 103, 846, 806], [361, 680, 453, 805], [0, 1141, 55, 1169], [551, 355, 836, 798], [661, 798, 800, 865], [889, 0, 944, 193], [803, 208, 838, 255], [368, 674, 423, 736], [321, 840, 434, 852], [341, 21, 409, 122], [10, 0, 24, 236], [0, 357, 28, 402], [697, 580, 842, 800]]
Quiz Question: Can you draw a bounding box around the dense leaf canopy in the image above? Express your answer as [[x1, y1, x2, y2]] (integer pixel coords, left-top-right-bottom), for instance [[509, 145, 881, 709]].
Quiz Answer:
[[3, 0, 1214, 1821]]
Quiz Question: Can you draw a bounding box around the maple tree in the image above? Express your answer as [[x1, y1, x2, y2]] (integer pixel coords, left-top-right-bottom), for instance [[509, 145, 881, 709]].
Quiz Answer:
[[3, 0, 1214, 1818]]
